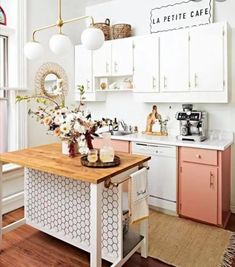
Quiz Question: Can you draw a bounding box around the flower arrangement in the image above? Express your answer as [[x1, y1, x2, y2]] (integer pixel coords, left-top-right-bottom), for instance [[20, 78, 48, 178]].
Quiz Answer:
[[16, 85, 95, 157]]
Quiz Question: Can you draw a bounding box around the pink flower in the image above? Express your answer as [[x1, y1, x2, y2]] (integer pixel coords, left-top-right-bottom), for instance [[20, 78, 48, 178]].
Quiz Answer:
[[43, 117, 52, 125], [54, 127, 61, 136]]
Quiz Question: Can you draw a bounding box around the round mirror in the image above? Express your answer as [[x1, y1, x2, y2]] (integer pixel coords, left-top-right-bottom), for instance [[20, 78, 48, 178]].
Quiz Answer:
[[35, 62, 68, 102], [44, 73, 60, 95]]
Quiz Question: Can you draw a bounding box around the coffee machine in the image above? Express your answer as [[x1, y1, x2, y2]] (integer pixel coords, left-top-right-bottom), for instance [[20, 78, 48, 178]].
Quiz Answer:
[[176, 104, 207, 142]]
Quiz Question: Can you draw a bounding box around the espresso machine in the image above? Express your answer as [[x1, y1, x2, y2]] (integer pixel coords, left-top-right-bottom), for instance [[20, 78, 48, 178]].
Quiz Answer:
[[176, 104, 207, 142]]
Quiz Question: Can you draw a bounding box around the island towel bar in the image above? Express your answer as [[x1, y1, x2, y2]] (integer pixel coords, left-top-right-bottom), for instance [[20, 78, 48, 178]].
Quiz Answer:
[[104, 166, 149, 188]]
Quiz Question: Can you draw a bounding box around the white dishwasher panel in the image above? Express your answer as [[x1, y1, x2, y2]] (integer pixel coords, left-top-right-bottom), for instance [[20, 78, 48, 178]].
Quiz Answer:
[[132, 142, 177, 212]]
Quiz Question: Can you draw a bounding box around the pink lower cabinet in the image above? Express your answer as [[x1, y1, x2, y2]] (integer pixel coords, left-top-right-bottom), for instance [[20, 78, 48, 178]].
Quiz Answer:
[[92, 138, 130, 153], [178, 146, 231, 227]]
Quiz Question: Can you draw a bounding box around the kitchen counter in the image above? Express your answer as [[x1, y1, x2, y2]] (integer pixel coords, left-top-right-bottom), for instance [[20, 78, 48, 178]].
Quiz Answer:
[[0, 143, 150, 184], [107, 133, 233, 151]]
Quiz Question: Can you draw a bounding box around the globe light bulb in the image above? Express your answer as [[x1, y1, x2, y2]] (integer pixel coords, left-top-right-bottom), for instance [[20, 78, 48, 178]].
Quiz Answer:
[[81, 27, 105, 50], [49, 34, 72, 55], [24, 41, 44, 60]]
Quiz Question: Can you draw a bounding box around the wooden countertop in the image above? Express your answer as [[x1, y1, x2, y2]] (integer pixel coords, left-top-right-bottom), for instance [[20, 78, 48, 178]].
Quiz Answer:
[[0, 143, 150, 184]]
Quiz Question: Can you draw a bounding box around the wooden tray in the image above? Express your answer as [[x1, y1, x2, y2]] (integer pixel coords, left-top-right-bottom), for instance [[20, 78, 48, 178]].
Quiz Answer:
[[80, 155, 120, 168]]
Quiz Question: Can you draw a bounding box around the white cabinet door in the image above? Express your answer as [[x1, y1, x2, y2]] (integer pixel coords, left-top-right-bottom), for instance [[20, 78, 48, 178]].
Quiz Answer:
[[75, 45, 93, 92], [133, 35, 159, 92], [93, 41, 112, 77], [190, 23, 225, 92], [160, 29, 189, 92], [111, 38, 133, 76]]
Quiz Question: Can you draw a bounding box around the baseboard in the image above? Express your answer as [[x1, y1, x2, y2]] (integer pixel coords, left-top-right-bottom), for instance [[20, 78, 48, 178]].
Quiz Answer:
[[230, 205, 235, 214], [149, 205, 177, 216], [2, 191, 24, 214]]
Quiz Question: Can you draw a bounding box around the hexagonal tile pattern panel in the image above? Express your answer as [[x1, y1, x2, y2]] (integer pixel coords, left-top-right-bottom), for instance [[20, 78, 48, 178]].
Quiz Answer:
[[101, 186, 120, 258], [25, 168, 121, 260], [25, 168, 91, 246]]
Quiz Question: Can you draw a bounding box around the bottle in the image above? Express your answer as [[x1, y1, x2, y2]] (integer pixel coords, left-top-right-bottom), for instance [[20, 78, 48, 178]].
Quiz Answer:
[[100, 132, 115, 163], [113, 118, 118, 131]]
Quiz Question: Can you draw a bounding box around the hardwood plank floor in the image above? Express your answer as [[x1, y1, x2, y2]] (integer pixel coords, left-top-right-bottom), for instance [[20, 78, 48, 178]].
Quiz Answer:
[[1, 208, 234, 267]]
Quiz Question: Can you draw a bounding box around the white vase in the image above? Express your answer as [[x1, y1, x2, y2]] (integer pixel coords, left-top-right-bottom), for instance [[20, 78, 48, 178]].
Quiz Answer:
[[62, 141, 78, 156]]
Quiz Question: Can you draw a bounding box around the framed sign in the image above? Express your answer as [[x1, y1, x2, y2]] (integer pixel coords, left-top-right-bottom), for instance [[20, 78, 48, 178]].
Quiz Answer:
[[150, 0, 213, 33], [0, 6, 7, 26]]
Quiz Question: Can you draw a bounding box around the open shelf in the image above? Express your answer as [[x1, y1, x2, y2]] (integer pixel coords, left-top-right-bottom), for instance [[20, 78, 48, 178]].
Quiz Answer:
[[96, 89, 133, 92], [123, 230, 144, 257], [94, 76, 133, 92]]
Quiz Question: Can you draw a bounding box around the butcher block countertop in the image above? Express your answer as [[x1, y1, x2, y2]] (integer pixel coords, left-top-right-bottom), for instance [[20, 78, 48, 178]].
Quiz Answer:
[[0, 143, 150, 184]]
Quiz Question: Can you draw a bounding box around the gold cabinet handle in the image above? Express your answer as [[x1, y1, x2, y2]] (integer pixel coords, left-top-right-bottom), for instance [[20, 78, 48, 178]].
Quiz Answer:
[[114, 61, 118, 73], [210, 171, 214, 187], [106, 62, 109, 73], [194, 73, 198, 88], [152, 76, 156, 89], [163, 76, 167, 89], [86, 79, 90, 90], [196, 154, 201, 159]]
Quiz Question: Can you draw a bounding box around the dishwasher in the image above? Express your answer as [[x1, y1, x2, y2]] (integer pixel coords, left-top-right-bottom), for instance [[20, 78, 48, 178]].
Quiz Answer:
[[132, 142, 177, 212]]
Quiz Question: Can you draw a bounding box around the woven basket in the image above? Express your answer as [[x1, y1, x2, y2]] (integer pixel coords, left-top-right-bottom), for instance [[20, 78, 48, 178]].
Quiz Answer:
[[93, 18, 111, 40], [112, 24, 131, 39]]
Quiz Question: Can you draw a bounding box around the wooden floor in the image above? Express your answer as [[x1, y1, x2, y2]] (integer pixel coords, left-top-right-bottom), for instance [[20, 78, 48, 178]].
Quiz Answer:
[[1, 208, 235, 267]]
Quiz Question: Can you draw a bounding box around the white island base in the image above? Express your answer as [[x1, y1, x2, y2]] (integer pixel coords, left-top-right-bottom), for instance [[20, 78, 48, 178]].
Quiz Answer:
[[1, 166, 148, 267]]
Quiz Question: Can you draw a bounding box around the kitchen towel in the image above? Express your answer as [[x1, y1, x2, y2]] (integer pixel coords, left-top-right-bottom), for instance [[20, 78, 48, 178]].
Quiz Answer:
[[129, 167, 149, 223]]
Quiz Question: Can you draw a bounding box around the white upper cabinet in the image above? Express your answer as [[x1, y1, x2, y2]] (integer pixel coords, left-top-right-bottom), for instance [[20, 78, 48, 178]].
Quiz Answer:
[[93, 39, 133, 77], [93, 41, 112, 77], [160, 29, 189, 92], [75, 45, 106, 102], [133, 35, 159, 92], [75, 45, 93, 92], [190, 22, 226, 92], [75, 22, 228, 103], [111, 38, 133, 76]]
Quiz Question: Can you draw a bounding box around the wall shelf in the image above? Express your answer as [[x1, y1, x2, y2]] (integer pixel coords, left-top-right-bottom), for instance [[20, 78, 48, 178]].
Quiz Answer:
[[96, 89, 133, 92]]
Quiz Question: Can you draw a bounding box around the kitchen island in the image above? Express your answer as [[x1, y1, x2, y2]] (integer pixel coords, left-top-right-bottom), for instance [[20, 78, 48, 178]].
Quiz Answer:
[[0, 143, 150, 267]]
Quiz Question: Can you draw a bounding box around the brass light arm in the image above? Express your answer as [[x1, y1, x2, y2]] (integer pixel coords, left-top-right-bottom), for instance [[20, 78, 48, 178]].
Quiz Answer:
[[32, 23, 58, 42], [32, 16, 95, 42], [63, 15, 95, 27], [25, 0, 103, 60]]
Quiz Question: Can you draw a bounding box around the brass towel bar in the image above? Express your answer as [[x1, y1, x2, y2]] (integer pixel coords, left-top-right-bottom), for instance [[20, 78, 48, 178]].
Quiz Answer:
[[104, 166, 149, 188]]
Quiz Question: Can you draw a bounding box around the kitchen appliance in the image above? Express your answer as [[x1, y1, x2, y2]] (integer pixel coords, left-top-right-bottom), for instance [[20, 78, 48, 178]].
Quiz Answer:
[[176, 104, 207, 142], [132, 142, 177, 212]]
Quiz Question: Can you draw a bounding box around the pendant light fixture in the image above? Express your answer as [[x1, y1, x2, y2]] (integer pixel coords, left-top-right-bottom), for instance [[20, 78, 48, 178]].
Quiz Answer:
[[24, 0, 104, 60]]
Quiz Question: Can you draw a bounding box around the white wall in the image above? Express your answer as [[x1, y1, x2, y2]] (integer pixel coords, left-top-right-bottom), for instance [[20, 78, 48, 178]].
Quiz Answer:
[[26, 0, 112, 147], [26, 0, 86, 146], [86, 0, 235, 210]]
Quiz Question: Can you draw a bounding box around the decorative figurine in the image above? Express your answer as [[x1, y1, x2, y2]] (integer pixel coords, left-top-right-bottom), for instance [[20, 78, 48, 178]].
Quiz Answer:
[[145, 105, 161, 133], [144, 105, 169, 136]]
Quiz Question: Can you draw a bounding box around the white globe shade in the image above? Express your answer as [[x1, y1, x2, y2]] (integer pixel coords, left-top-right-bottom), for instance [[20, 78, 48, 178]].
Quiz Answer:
[[81, 27, 104, 50], [24, 41, 44, 60], [49, 34, 72, 55]]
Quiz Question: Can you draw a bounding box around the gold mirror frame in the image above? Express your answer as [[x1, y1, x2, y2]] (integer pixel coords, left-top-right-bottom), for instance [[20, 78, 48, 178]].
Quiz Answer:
[[35, 62, 68, 101]]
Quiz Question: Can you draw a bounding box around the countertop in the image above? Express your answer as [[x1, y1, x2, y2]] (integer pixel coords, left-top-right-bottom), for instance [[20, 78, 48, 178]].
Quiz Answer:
[[0, 143, 150, 184], [107, 133, 233, 151]]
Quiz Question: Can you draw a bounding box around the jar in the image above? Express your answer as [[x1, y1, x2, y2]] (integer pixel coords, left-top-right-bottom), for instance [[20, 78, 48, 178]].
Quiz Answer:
[[87, 149, 98, 163], [100, 133, 114, 163]]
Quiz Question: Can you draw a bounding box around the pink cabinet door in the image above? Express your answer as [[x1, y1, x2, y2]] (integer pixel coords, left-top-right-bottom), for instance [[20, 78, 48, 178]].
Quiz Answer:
[[179, 163, 218, 224], [93, 138, 130, 153]]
